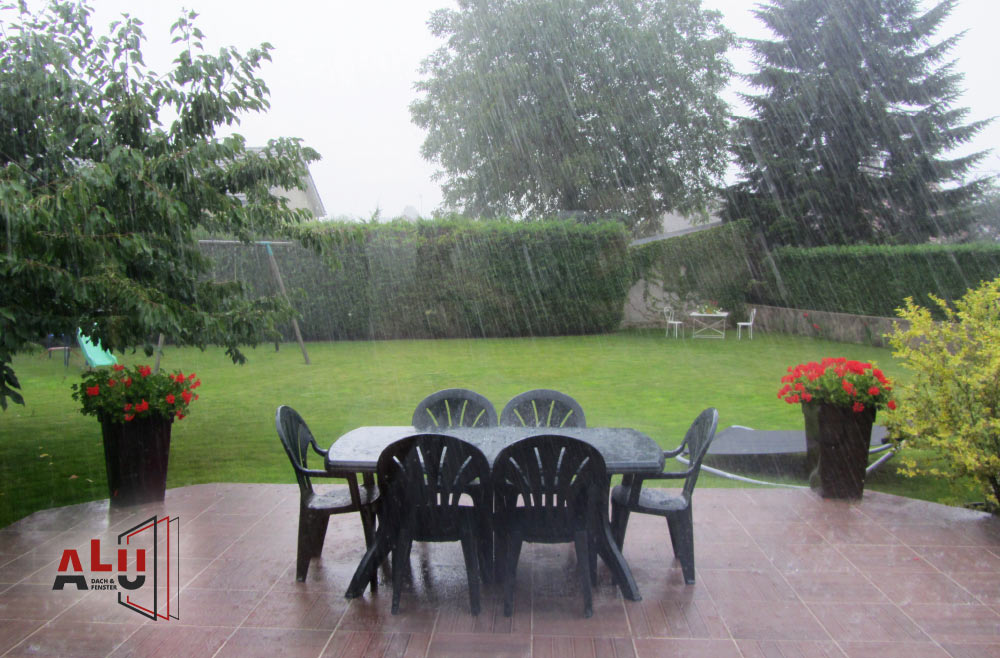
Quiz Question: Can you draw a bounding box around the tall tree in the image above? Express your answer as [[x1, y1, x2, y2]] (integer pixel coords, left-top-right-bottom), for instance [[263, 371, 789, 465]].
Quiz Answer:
[[410, 0, 734, 234], [725, 0, 993, 246], [0, 0, 321, 408]]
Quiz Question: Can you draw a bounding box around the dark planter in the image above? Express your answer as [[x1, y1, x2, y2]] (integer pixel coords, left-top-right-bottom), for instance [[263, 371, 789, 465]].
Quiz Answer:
[[802, 402, 876, 499], [100, 415, 173, 506]]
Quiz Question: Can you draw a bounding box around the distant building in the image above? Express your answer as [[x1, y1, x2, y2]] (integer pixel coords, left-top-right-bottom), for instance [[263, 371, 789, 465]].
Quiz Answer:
[[237, 148, 327, 219]]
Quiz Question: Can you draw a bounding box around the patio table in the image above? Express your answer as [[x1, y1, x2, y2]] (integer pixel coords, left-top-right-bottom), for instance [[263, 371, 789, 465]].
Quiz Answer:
[[327, 425, 665, 602], [689, 311, 729, 339]]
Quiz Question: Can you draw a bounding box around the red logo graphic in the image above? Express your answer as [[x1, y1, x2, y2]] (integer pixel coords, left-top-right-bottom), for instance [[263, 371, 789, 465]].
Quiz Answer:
[[52, 515, 180, 621]]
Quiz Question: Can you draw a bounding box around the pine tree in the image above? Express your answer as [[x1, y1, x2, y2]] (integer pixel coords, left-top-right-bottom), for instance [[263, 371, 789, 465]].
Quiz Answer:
[[725, 0, 993, 246]]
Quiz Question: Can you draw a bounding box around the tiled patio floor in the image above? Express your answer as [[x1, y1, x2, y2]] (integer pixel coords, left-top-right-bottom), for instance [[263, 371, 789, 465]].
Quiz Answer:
[[1, 484, 999, 657]]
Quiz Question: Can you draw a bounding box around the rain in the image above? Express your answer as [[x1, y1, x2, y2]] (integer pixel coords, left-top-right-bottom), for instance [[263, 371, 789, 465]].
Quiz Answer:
[[1, 0, 999, 650]]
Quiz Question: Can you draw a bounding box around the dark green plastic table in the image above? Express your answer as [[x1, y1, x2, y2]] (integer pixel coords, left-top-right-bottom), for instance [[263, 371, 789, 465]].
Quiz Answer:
[[327, 426, 665, 601]]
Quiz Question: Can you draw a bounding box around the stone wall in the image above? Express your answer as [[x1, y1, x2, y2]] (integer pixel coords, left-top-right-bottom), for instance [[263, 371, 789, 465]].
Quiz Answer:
[[621, 281, 907, 346]]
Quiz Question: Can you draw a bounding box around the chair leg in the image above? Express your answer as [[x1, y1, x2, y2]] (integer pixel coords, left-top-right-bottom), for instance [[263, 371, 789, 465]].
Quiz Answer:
[[574, 529, 593, 618], [609, 502, 630, 550], [459, 523, 482, 616], [296, 510, 329, 582], [391, 527, 413, 614], [503, 532, 523, 617], [588, 534, 598, 586], [668, 509, 696, 585], [665, 514, 681, 558], [359, 506, 379, 592]]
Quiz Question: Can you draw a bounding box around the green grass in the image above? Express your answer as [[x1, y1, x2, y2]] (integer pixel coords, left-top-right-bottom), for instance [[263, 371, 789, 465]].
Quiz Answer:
[[0, 331, 979, 527]]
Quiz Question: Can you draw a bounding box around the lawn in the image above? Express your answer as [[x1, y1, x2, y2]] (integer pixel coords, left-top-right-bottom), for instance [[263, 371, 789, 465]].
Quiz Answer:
[[0, 331, 978, 527]]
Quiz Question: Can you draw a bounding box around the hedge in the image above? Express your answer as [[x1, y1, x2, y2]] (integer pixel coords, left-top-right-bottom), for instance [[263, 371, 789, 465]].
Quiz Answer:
[[756, 243, 1000, 317], [201, 218, 633, 341], [629, 221, 755, 319]]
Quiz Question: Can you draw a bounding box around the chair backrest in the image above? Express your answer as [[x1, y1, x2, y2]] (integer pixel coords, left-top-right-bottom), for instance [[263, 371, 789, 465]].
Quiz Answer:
[[680, 408, 720, 499], [500, 389, 586, 428], [747, 308, 757, 323], [376, 433, 490, 539], [275, 405, 321, 496], [663, 307, 675, 322], [412, 388, 498, 429], [493, 435, 606, 542]]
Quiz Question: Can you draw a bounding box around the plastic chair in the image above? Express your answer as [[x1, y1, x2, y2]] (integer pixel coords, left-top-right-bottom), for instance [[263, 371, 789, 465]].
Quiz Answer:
[[367, 434, 492, 615], [499, 389, 586, 428], [609, 408, 719, 585], [737, 308, 757, 340], [275, 406, 379, 583], [412, 388, 498, 429], [493, 435, 608, 618], [663, 307, 684, 338]]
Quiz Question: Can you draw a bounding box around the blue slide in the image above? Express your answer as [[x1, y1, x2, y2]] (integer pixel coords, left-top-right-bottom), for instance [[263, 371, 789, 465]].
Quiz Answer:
[[76, 329, 118, 367]]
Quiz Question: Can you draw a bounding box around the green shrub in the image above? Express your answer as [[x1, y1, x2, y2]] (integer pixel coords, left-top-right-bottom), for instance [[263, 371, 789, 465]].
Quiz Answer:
[[757, 243, 1000, 317], [201, 218, 633, 340], [887, 277, 1000, 509]]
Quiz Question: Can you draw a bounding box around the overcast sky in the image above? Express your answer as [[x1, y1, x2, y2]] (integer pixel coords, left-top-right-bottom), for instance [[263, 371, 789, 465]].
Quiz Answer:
[[70, 1, 1000, 218]]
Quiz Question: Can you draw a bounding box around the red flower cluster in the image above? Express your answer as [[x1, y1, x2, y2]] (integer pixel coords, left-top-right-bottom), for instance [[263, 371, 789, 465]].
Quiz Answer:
[[778, 358, 897, 414], [74, 364, 203, 424]]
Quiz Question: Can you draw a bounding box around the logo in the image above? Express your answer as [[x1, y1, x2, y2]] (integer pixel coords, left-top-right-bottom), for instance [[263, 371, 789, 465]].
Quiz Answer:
[[52, 515, 180, 621]]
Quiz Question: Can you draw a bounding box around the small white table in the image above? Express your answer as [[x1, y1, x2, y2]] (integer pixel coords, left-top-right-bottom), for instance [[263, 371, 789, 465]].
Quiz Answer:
[[689, 311, 729, 339]]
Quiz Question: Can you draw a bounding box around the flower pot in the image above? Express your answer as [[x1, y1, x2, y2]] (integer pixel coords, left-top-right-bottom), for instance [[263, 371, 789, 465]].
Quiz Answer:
[[100, 415, 173, 506], [802, 402, 875, 499]]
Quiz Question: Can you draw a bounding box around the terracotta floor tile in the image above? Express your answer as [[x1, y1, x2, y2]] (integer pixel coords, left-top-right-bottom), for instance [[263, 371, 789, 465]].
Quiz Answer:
[[173, 587, 265, 627], [807, 602, 928, 643], [715, 599, 829, 641], [949, 571, 1000, 605], [739, 521, 826, 547], [864, 571, 979, 605], [698, 568, 798, 601], [910, 546, 1000, 573], [241, 588, 349, 630], [0, 582, 88, 621], [899, 603, 1000, 644], [322, 630, 430, 658], [841, 545, 935, 573], [107, 624, 232, 657], [337, 596, 439, 634], [533, 635, 637, 658], [185, 556, 288, 591], [215, 627, 333, 658], [692, 541, 773, 570], [530, 596, 630, 636], [783, 571, 889, 604], [936, 641, 1000, 657], [4, 621, 140, 657], [634, 638, 742, 657], [625, 598, 729, 639], [0, 619, 44, 654], [427, 632, 531, 657], [836, 641, 953, 657], [763, 543, 858, 573], [736, 639, 848, 657], [812, 522, 901, 545]]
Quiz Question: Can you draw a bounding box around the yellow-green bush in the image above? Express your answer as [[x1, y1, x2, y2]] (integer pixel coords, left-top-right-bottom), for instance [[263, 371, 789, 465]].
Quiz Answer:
[[887, 277, 1000, 509]]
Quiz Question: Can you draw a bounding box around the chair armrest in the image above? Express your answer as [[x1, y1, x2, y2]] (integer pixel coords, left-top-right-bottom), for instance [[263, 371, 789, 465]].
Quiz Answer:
[[295, 466, 332, 479], [309, 440, 329, 458], [637, 470, 690, 481], [663, 445, 686, 459]]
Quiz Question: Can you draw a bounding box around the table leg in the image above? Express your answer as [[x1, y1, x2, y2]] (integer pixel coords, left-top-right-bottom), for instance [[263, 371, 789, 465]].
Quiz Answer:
[[345, 524, 392, 599], [593, 513, 641, 601]]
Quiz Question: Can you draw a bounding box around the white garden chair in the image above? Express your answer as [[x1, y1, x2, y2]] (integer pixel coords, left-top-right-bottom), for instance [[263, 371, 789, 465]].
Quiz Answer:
[[737, 308, 757, 340], [662, 307, 684, 338]]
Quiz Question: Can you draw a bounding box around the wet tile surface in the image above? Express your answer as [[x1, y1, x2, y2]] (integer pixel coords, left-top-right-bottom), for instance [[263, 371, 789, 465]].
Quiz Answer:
[[0, 483, 997, 657]]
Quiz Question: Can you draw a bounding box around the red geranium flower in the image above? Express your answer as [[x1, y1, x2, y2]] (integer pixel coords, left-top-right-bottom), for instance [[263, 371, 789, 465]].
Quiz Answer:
[[165, 394, 175, 405], [887, 400, 897, 411], [852, 401, 865, 413], [868, 386, 881, 396], [86, 385, 100, 397], [134, 399, 149, 413], [138, 365, 152, 378], [181, 390, 192, 404], [112, 364, 125, 371]]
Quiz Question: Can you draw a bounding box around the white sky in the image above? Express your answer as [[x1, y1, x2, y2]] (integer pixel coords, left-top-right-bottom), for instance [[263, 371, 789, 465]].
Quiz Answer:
[[66, 1, 1000, 218]]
